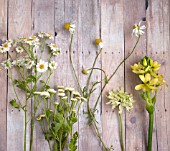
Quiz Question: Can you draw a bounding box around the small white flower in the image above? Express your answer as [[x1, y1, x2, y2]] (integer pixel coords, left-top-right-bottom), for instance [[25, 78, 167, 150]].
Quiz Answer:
[[15, 46, 24, 53], [12, 59, 25, 67], [25, 59, 35, 69], [34, 91, 50, 98], [38, 32, 45, 38], [58, 93, 65, 97], [36, 60, 48, 73], [47, 88, 57, 94], [45, 33, 54, 39], [1, 42, 11, 52], [132, 21, 146, 37], [72, 91, 81, 97], [1, 59, 12, 69], [40, 91, 50, 98], [49, 61, 58, 70], [64, 23, 76, 34], [48, 43, 58, 51], [0, 46, 6, 53], [65, 87, 75, 91]]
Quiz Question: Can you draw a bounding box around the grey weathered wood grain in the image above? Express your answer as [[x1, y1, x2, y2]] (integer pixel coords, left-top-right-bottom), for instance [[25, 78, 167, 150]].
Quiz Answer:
[[0, 0, 7, 150], [147, 0, 170, 150], [78, 0, 102, 151], [124, 0, 148, 151], [0, 0, 169, 150], [7, 0, 32, 151], [101, 0, 124, 150]]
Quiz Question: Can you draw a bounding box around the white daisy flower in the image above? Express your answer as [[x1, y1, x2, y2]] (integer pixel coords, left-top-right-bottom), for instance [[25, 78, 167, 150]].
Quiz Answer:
[[132, 21, 146, 37], [25, 59, 35, 69], [48, 43, 61, 56], [47, 88, 57, 94], [15, 46, 24, 53], [12, 59, 25, 67], [64, 23, 76, 34], [0, 46, 6, 53], [38, 32, 45, 38], [36, 60, 48, 73], [49, 61, 58, 70], [45, 32, 54, 39], [1, 58, 12, 69], [48, 43, 58, 51], [1, 42, 11, 52]]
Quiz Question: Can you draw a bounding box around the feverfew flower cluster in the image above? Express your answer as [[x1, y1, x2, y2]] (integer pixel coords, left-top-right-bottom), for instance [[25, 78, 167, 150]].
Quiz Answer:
[[107, 87, 135, 114], [0, 32, 60, 72]]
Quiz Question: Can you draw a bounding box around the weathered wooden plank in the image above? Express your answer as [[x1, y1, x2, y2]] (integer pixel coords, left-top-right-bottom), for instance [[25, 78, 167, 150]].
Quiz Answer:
[[32, 0, 54, 150], [146, 0, 170, 150], [77, 1, 102, 151], [124, 0, 148, 151], [7, 0, 32, 151], [101, 0, 124, 150], [0, 0, 7, 150]]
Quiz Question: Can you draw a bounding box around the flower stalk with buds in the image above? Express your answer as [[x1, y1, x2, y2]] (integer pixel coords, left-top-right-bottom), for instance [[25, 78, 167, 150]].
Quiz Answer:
[[131, 56, 167, 151], [107, 88, 135, 151]]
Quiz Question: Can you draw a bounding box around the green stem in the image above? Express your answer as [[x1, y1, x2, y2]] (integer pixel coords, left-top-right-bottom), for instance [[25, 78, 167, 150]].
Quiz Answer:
[[147, 112, 154, 151], [24, 109, 27, 151], [93, 35, 141, 110], [87, 104, 109, 151], [69, 34, 83, 94], [86, 48, 102, 90], [119, 113, 125, 151], [30, 67, 37, 151]]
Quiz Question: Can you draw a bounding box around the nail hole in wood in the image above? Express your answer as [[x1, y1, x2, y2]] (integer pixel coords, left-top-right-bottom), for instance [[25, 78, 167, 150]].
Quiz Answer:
[[88, 51, 90, 54], [165, 109, 167, 112], [163, 51, 165, 54], [105, 52, 107, 54], [66, 51, 68, 53], [156, 52, 158, 54], [73, 51, 75, 54], [55, 32, 57, 36]]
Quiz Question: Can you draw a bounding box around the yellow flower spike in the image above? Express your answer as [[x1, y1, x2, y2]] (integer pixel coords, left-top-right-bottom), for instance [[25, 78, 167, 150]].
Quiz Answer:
[[135, 84, 146, 91], [95, 39, 102, 45], [64, 23, 70, 30], [139, 75, 145, 83], [145, 73, 151, 83], [143, 58, 147, 66], [149, 78, 158, 85]]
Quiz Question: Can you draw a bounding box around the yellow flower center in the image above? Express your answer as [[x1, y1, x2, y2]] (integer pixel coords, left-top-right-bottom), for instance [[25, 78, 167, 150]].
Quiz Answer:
[[39, 64, 45, 69], [3, 44, 8, 48], [64, 23, 70, 30], [95, 39, 102, 45]]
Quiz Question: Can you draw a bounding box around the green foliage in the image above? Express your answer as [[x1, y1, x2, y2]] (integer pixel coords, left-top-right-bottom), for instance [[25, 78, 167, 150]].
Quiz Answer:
[[68, 132, 78, 151], [37, 86, 85, 151], [10, 99, 20, 109]]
